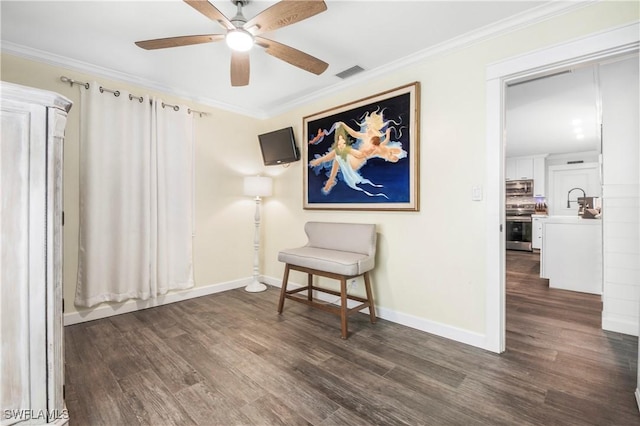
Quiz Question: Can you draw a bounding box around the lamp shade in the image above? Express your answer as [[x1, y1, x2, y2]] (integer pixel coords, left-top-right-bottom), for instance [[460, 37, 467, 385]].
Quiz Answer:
[[244, 176, 272, 197]]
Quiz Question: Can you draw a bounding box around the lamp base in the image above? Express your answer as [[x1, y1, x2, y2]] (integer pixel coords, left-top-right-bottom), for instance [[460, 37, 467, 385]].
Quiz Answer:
[[245, 279, 267, 293]]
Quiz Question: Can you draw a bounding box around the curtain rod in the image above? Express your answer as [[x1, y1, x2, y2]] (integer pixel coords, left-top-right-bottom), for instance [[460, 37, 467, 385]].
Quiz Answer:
[[59, 76, 209, 117]]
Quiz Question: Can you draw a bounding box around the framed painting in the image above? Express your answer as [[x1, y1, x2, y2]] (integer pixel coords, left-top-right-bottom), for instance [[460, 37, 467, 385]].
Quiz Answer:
[[303, 82, 420, 211]]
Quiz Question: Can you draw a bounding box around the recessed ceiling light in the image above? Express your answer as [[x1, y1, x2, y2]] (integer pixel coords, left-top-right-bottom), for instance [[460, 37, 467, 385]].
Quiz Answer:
[[576, 134, 585, 140]]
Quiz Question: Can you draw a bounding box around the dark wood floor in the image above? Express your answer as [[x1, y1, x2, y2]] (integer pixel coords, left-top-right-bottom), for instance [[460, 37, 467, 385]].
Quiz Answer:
[[65, 253, 639, 425]]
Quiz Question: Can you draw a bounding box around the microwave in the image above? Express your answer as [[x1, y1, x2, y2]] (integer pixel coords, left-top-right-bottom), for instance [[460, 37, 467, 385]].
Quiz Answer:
[[506, 179, 533, 197]]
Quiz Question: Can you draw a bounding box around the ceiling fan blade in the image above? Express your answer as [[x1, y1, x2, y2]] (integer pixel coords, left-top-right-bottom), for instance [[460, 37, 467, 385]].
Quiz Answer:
[[184, 0, 235, 31], [256, 37, 328, 75], [135, 34, 224, 50], [230, 51, 250, 87], [245, 0, 327, 35]]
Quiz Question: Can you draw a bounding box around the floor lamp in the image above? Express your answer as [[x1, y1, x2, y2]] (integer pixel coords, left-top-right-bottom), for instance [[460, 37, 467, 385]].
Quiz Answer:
[[243, 175, 272, 293]]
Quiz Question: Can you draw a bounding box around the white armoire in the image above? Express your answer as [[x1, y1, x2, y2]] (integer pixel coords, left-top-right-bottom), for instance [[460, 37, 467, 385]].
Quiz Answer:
[[1, 82, 71, 425]]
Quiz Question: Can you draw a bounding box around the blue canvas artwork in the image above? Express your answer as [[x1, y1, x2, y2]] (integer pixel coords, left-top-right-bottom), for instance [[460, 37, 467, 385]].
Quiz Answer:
[[304, 83, 419, 210]]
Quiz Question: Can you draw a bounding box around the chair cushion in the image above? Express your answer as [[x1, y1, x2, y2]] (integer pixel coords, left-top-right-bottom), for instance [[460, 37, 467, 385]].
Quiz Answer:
[[278, 246, 374, 276]]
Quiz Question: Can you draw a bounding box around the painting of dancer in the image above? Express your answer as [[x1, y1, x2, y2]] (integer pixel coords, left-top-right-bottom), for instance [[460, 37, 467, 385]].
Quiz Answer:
[[303, 82, 420, 210]]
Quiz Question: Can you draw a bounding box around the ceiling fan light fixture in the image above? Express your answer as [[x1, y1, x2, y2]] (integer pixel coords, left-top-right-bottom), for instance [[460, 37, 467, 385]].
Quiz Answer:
[[226, 29, 254, 52]]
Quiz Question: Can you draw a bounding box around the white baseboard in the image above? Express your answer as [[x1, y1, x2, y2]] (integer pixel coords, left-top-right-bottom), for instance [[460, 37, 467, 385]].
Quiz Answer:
[[374, 305, 487, 349], [67, 274, 489, 351], [636, 388, 640, 413], [602, 315, 640, 337], [64, 278, 249, 326], [263, 275, 488, 351]]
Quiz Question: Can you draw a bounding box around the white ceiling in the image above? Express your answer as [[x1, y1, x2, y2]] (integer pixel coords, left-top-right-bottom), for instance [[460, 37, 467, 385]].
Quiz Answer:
[[506, 65, 601, 158], [0, 0, 570, 118]]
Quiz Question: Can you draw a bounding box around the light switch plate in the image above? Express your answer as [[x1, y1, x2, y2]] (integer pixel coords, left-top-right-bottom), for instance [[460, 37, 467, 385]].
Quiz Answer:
[[472, 185, 483, 201]]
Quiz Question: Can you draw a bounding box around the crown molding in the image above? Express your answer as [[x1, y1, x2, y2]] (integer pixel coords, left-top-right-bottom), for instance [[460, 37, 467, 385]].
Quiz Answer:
[[1, 1, 599, 119], [0, 41, 268, 119], [265, 0, 597, 117]]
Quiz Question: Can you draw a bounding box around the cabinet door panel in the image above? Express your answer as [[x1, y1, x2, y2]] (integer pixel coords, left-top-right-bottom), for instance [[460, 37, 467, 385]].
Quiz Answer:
[[505, 158, 516, 180], [1, 101, 48, 418], [533, 156, 546, 197], [46, 108, 66, 414], [515, 157, 533, 179]]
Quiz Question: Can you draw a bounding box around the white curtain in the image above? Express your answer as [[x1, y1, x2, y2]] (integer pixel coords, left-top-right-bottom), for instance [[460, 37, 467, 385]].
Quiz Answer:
[[76, 83, 194, 308], [151, 98, 194, 296]]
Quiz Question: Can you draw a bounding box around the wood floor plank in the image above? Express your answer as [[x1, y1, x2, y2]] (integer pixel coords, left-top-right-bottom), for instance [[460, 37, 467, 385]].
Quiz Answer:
[[264, 355, 419, 426], [318, 356, 483, 426], [318, 407, 375, 426], [63, 252, 639, 425], [163, 332, 266, 405], [130, 327, 205, 394], [234, 356, 341, 424], [117, 368, 196, 425], [239, 393, 314, 426], [65, 326, 140, 425], [173, 382, 253, 426]]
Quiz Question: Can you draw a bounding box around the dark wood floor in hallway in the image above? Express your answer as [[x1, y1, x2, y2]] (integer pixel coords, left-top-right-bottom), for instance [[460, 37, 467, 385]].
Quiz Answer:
[[64, 253, 639, 425], [505, 249, 638, 425]]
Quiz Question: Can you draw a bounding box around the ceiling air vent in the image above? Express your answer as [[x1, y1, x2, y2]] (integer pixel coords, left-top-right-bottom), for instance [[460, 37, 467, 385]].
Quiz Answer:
[[335, 65, 364, 79]]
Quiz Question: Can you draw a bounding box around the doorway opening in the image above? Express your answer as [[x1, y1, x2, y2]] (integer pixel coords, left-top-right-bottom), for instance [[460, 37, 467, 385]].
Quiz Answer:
[[504, 62, 605, 351], [484, 23, 639, 353]]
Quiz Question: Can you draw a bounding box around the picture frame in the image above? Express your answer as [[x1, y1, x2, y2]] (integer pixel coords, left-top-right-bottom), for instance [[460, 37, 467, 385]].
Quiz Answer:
[[303, 82, 420, 211]]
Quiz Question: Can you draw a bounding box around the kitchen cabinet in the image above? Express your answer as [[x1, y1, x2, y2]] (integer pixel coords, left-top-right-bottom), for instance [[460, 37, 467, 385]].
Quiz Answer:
[[506, 155, 547, 196], [539, 217, 602, 294], [506, 156, 534, 180], [505, 158, 517, 181], [532, 155, 546, 196], [532, 215, 545, 250], [1, 82, 71, 425]]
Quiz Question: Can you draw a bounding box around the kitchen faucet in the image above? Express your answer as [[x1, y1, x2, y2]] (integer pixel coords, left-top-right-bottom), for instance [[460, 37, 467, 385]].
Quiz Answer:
[[566, 187, 586, 208]]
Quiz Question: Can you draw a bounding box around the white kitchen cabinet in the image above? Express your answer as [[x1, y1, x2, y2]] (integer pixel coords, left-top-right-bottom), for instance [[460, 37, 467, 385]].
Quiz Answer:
[[532, 215, 545, 250], [506, 156, 534, 180], [515, 157, 534, 180], [506, 155, 547, 195], [540, 217, 602, 294], [505, 157, 517, 181], [532, 155, 546, 196], [1, 82, 71, 425]]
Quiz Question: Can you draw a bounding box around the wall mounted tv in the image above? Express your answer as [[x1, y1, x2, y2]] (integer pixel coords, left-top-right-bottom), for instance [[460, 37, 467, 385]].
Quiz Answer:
[[258, 127, 300, 166]]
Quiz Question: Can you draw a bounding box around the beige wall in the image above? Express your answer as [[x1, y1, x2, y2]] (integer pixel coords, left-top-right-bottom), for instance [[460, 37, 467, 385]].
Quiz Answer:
[[259, 1, 639, 338], [1, 55, 265, 315], [2, 0, 637, 341]]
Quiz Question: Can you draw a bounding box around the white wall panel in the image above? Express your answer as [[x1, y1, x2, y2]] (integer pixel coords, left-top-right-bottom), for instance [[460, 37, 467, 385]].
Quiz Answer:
[[601, 56, 640, 336]]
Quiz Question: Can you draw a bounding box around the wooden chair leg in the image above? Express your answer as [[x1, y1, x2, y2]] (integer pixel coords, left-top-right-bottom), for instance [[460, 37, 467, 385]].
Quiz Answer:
[[307, 273, 313, 301], [340, 277, 348, 339], [277, 264, 291, 314], [363, 272, 377, 323]]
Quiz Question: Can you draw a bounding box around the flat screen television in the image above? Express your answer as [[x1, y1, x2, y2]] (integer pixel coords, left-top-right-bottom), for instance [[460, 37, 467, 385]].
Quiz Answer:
[[258, 127, 300, 166]]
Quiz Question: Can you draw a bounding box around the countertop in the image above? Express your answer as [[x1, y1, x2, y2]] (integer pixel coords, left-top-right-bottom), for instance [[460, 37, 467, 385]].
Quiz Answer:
[[540, 215, 601, 225]]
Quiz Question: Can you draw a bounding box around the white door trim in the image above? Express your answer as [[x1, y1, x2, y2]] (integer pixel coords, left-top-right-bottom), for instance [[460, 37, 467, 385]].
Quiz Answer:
[[484, 22, 640, 353]]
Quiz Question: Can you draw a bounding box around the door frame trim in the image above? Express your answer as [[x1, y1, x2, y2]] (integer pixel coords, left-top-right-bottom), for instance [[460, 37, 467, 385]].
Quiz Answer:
[[484, 22, 639, 353]]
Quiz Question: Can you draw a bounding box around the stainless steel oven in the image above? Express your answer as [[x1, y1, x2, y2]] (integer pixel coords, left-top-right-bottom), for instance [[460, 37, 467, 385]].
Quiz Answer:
[[506, 215, 532, 251], [506, 199, 535, 251]]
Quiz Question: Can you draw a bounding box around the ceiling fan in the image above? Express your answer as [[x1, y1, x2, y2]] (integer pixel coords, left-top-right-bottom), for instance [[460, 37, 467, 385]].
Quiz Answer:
[[135, 0, 329, 87]]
